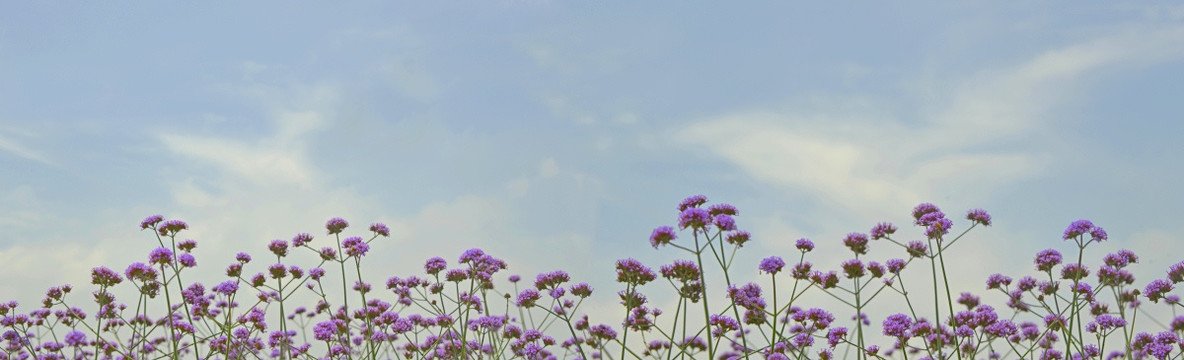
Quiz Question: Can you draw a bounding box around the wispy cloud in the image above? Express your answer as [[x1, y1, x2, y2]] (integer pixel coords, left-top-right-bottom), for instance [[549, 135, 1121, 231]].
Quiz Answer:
[[0, 132, 55, 166], [677, 23, 1184, 224]]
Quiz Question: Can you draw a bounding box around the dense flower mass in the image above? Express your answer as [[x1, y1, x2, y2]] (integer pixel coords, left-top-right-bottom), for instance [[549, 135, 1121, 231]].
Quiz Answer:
[[4, 204, 1177, 360]]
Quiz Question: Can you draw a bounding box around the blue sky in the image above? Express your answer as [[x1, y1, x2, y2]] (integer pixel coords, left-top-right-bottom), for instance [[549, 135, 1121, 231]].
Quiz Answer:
[[2, 2, 1183, 327]]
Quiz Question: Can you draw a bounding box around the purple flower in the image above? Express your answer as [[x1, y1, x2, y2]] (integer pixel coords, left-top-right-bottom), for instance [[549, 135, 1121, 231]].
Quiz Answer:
[[177, 239, 197, 252], [659, 260, 701, 283], [725, 231, 751, 247], [912, 203, 941, 223], [1061, 264, 1089, 281], [1146, 279, 1174, 303], [906, 241, 928, 258], [759, 256, 785, 275], [140, 215, 164, 230], [534, 270, 570, 290], [1034, 249, 1062, 272], [727, 283, 766, 310], [986, 274, 1012, 289], [63, 330, 86, 347], [1104, 250, 1139, 268], [91, 267, 123, 287], [1063, 219, 1095, 240], [570, 283, 593, 297], [235, 252, 252, 263], [369, 223, 390, 237], [1169, 261, 1184, 283], [267, 239, 289, 257], [125, 262, 158, 282], [678, 208, 712, 230], [308, 267, 326, 280], [842, 232, 869, 255], [212, 280, 239, 296], [885, 258, 907, 274], [795, 238, 814, 252], [867, 261, 886, 278], [1094, 314, 1126, 330], [268, 264, 287, 279], [157, 219, 188, 236], [516, 289, 541, 307], [966, 209, 992, 226], [291, 233, 313, 247], [922, 213, 953, 239], [424, 257, 447, 275], [615, 258, 656, 285], [177, 253, 196, 268], [826, 327, 848, 348], [841, 259, 865, 278], [870, 222, 897, 240], [649, 226, 677, 248], [508, 274, 521, 283], [325, 217, 349, 235], [713, 214, 737, 231], [707, 203, 737, 216], [149, 247, 173, 265], [677, 195, 708, 212], [342, 236, 369, 257]]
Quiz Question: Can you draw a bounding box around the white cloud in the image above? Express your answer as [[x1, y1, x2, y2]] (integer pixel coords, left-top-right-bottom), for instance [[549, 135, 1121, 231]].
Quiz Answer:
[[0, 132, 54, 166], [678, 24, 1184, 225]]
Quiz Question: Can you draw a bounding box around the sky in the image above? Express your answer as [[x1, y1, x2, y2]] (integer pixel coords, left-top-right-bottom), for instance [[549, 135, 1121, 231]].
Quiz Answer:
[[2, 1, 1184, 340]]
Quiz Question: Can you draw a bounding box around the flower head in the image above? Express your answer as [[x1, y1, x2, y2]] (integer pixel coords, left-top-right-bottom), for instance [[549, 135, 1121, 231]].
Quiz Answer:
[[1146, 279, 1174, 303], [795, 238, 814, 252], [885, 258, 907, 274], [841, 259, 865, 278], [906, 241, 928, 258], [725, 231, 750, 247], [759, 256, 785, 275], [842, 233, 869, 255], [149, 247, 173, 265], [912, 203, 941, 223], [962, 209, 991, 227], [1035, 249, 1063, 272], [424, 257, 447, 275], [677, 195, 708, 212], [157, 219, 188, 236], [91, 267, 123, 287], [871, 222, 897, 240], [678, 208, 712, 230], [369, 223, 390, 237], [707, 203, 737, 216], [325, 217, 349, 235], [268, 239, 289, 257], [615, 258, 656, 285], [649, 226, 677, 249]]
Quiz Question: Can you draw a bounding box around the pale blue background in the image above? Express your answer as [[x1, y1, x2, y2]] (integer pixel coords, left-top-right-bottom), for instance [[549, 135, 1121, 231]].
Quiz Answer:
[[2, 2, 1182, 328]]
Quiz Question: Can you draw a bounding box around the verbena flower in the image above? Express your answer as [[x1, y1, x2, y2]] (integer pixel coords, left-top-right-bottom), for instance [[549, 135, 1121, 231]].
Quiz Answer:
[[870, 222, 897, 240], [149, 247, 173, 265], [713, 214, 737, 231], [157, 219, 188, 236], [534, 270, 570, 290], [966, 209, 992, 226], [140, 215, 164, 230], [678, 208, 712, 230], [325, 217, 349, 235], [90, 267, 122, 287], [707, 203, 737, 216], [177, 253, 197, 268], [1034, 249, 1062, 272], [842, 232, 869, 255], [795, 238, 814, 252], [369, 222, 390, 237], [1169, 261, 1184, 283], [616, 258, 656, 285], [649, 226, 676, 248], [677, 195, 708, 212], [759, 256, 785, 275], [986, 274, 1012, 289], [424, 257, 447, 275], [1061, 264, 1089, 281], [291, 233, 313, 247], [268, 239, 289, 257], [912, 203, 941, 224], [1104, 249, 1139, 268], [1145, 279, 1174, 303], [841, 259, 865, 278], [885, 259, 907, 274], [906, 241, 928, 258], [725, 231, 751, 247], [342, 236, 369, 257]]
